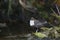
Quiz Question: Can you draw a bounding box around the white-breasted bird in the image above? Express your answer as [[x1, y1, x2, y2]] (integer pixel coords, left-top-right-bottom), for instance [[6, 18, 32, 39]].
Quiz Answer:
[[30, 17, 48, 32]]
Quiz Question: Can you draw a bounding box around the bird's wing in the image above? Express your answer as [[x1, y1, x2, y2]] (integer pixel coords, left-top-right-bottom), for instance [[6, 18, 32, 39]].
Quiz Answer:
[[34, 20, 47, 26]]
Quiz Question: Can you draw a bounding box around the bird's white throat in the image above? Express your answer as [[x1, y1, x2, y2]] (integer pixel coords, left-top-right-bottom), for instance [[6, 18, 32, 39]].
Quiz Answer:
[[30, 20, 35, 26]]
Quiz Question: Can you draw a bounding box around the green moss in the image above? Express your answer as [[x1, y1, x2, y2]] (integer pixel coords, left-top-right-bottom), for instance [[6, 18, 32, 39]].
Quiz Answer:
[[33, 32, 47, 38]]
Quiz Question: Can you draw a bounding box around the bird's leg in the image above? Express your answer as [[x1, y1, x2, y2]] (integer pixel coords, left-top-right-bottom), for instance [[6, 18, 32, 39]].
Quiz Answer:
[[36, 28, 38, 33]]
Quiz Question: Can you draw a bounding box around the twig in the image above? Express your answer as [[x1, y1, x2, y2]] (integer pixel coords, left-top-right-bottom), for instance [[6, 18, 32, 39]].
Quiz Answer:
[[19, 0, 37, 13], [55, 4, 60, 15], [50, 8, 56, 14]]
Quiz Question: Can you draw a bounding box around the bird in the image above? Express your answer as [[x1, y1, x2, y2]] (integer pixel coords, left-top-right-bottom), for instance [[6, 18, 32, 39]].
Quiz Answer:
[[30, 17, 48, 32]]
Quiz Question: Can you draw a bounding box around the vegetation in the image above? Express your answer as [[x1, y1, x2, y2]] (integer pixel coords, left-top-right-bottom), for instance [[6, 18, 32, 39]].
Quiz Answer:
[[0, 0, 60, 40]]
